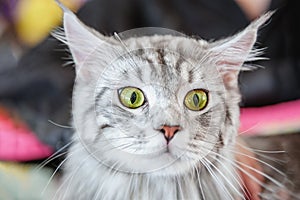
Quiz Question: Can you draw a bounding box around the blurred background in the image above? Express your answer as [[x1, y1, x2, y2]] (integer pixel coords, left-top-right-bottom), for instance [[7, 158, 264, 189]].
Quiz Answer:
[[0, 0, 299, 199]]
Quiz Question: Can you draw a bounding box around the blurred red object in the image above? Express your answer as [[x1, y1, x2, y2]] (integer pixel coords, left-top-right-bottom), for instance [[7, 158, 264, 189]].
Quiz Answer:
[[0, 106, 53, 161], [240, 100, 300, 135]]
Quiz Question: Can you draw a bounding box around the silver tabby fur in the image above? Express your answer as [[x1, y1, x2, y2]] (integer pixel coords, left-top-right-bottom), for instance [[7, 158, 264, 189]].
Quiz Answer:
[[54, 4, 273, 200]]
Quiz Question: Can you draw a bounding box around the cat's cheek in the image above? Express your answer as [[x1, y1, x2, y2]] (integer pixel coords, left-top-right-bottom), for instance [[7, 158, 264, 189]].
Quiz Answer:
[[157, 132, 189, 164], [75, 116, 100, 142], [170, 131, 189, 149]]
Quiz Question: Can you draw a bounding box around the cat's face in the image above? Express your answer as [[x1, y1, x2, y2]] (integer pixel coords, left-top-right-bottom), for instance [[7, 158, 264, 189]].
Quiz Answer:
[[90, 39, 227, 174], [56, 10, 270, 175]]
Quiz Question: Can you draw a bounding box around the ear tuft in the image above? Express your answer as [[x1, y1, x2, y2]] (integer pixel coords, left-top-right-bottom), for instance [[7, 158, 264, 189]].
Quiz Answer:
[[53, 0, 101, 68], [53, 0, 118, 80], [208, 12, 273, 87], [54, 0, 73, 14], [247, 11, 274, 31], [210, 12, 273, 71]]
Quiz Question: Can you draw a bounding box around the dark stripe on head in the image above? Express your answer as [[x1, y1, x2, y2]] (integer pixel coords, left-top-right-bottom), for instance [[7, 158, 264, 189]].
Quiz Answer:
[[218, 133, 224, 146], [147, 58, 158, 76], [136, 67, 143, 82], [188, 69, 194, 83], [157, 49, 169, 83], [95, 87, 109, 106], [157, 49, 166, 65], [175, 56, 184, 74], [133, 48, 145, 82], [135, 49, 158, 79]]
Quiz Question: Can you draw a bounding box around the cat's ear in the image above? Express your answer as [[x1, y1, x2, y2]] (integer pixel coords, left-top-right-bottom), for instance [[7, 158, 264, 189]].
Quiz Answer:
[[54, 1, 117, 79], [209, 12, 273, 88]]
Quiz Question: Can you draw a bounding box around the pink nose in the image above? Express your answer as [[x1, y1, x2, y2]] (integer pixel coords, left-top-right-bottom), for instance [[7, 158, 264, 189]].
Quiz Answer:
[[160, 125, 181, 143]]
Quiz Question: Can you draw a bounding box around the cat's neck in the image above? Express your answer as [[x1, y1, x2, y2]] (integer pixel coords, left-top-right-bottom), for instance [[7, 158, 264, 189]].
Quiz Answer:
[[60, 142, 240, 200]]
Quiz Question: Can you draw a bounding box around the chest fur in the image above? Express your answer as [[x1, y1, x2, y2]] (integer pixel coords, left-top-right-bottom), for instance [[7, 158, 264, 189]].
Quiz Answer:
[[59, 143, 239, 200]]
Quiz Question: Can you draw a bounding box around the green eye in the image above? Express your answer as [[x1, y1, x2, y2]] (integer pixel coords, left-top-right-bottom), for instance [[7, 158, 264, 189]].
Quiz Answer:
[[119, 87, 145, 109], [184, 89, 208, 111]]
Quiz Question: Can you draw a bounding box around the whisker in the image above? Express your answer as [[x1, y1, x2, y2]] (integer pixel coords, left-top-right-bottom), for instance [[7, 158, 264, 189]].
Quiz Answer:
[[206, 155, 248, 198], [234, 140, 287, 164], [207, 151, 284, 191], [238, 123, 262, 136], [203, 157, 243, 199], [36, 152, 68, 174], [189, 138, 223, 148], [201, 158, 234, 200], [44, 155, 70, 198], [235, 140, 285, 154], [48, 120, 73, 129], [219, 140, 286, 165], [56, 144, 129, 200], [226, 148, 286, 178], [113, 32, 146, 82], [194, 165, 206, 200], [34, 140, 73, 172], [205, 152, 267, 195], [95, 135, 135, 143], [52, 145, 94, 200]]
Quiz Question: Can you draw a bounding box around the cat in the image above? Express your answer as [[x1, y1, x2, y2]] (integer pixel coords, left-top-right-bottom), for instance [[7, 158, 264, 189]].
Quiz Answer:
[[52, 1, 278, 199]]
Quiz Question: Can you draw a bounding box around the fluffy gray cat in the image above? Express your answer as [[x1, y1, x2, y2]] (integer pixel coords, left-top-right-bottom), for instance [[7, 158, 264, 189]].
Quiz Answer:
[[53, 2, 282, 200]]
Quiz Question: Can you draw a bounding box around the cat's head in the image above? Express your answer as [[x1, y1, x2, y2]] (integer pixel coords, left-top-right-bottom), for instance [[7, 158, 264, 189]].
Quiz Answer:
[[55, 5, 271, 175]]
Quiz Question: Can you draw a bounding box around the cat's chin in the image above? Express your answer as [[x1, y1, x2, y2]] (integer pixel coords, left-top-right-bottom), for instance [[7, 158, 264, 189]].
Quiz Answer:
[[100, 149, 197, 176], [147, 152, 199, 176]]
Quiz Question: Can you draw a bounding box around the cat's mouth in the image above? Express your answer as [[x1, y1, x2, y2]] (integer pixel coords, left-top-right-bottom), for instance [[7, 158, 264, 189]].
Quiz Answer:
[[146, 145, 180, 161], [165, 146, 171, 153]]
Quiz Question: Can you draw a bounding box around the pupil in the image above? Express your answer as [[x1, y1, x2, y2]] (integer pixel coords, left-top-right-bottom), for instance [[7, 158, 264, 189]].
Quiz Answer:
[[130, 92, 137, 104], [193, 94, 199, 106]]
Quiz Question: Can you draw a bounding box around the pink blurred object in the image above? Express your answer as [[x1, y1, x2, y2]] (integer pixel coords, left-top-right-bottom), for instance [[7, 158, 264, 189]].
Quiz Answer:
[[0, 107, 53, 161], [239, 99, 300, 135]]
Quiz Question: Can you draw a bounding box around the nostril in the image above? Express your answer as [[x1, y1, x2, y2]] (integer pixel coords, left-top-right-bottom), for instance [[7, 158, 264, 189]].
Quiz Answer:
[[159, 128, 165, 134], [174, 129, 179, 135]]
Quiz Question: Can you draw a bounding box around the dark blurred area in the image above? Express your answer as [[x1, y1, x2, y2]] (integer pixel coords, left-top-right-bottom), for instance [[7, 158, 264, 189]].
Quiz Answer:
[[0, 0, 299, 152]]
